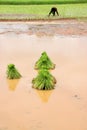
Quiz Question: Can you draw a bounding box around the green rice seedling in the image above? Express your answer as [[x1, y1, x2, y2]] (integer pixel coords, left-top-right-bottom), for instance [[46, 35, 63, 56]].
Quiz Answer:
[[34, 52, 55, 70], [32, 69, 56, 90], [7, 64, 22, 79]]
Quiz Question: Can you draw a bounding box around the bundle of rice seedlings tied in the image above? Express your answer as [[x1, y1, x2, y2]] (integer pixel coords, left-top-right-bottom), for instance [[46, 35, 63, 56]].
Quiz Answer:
[[32, 69, 56, 90], [7, 64, 22, 79], [34, 52, 55, 70]]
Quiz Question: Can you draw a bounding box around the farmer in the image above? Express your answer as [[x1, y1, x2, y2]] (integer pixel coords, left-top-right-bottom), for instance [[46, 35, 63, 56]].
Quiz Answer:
[[48, 7, 59, 16]]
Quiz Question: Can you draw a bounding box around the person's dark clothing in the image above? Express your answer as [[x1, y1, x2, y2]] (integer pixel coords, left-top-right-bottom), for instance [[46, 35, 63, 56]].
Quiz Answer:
[[49, 7, 59, 16]]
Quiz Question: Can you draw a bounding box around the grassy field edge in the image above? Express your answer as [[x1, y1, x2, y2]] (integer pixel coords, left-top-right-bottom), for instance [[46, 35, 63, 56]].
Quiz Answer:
[[0, 0, 87, 5], [0, 17, 87, 22]]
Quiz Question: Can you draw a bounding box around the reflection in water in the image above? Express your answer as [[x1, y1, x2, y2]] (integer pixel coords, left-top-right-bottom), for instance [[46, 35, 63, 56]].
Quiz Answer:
[[7, 79, 20, 91], [35, 90, 53, 103]]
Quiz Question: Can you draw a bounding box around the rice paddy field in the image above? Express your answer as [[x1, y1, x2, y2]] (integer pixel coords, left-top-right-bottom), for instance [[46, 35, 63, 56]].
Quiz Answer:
[[0, 0, 87, 130], [0, 4, 87, 20], [0, 0, 86, 20], [0, 21, 87, 130]]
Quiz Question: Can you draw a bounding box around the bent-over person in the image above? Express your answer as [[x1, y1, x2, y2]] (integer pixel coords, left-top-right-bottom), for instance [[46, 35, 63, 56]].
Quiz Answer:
[[48, 7, 59, 16]]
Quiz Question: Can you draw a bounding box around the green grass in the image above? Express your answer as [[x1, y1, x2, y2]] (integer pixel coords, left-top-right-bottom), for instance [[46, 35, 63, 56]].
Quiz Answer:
[[0, 0, 87, 5], [0, 4, 87, 20]]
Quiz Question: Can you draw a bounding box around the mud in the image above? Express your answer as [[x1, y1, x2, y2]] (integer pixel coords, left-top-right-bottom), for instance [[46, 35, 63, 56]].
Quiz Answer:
[[0, 22, 87, 130], [0, 20, 87, 36]]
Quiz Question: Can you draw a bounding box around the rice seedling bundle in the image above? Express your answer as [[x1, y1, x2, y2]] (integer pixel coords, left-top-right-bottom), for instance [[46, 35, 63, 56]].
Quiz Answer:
[[32, 69, 56, 90], [7, 64, 21, 79], [34, 52, 55, 70], [33, 52, 56, 90]]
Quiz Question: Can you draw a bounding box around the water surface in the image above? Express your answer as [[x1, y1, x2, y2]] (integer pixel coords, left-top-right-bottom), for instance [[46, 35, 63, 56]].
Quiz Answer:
[[0, 34, 87, 130]]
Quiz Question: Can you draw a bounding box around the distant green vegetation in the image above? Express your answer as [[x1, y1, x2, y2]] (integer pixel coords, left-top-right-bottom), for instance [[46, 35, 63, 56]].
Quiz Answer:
[[0, 0, 87, 5], [0, 4, 87, 19]]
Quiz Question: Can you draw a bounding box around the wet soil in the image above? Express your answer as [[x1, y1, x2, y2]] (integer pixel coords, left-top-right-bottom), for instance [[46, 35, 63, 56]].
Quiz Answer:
[[0, 20, 87, 36]]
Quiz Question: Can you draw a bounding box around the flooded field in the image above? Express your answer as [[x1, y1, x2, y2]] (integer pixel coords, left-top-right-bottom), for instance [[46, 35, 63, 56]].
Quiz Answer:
[[0, 22, 87, 130]]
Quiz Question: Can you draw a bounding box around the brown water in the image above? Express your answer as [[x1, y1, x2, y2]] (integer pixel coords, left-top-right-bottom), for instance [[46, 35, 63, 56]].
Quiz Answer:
[[0, 34, 87, 130]]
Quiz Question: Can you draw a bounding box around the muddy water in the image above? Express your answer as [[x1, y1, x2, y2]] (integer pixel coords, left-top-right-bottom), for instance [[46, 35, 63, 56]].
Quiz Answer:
[[0, 34, 87, 130]]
